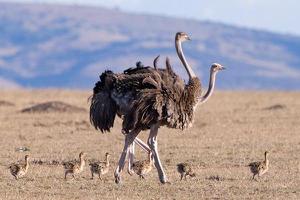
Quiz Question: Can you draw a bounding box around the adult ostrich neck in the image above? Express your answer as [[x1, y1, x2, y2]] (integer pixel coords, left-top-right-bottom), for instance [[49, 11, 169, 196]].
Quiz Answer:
[[175, 38, 196, 79], [198, 69, 217, 105], [175, 35, 218, 106]]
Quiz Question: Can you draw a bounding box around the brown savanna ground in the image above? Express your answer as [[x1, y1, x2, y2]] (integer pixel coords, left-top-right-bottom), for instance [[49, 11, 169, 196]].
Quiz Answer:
[[0, 90, 299, 200]]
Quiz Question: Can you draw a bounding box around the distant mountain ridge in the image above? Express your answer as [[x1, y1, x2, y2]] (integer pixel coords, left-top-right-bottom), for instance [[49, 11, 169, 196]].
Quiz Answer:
[[0, 2, 300, 89]]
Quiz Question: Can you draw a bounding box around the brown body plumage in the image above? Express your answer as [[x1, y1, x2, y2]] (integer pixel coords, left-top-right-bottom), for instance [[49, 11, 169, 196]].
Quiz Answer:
[[248, 151, 270, 180], [63, 152, 86, 179], [90, 34, 204, 134], [132, 152, 153, 179], [9, 155, 30, 180], [89, 152, 110, 180], [90, 32, 225, 184], [177, 162, 196, 180]]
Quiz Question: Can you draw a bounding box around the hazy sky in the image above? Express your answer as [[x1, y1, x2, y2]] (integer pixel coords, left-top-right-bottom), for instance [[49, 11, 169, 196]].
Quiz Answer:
[[3, 0, 300, 36]]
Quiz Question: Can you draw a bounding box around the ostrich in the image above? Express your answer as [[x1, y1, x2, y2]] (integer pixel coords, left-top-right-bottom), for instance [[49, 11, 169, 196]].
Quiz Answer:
[[90, 32, 225, 184], [248, 151, 270, 180], [62, 152, 86, 180], [9, 155, 30, 180], [89, 152, 111, 180], [177, 162, 196, 180], [132, 151, 153, 179]]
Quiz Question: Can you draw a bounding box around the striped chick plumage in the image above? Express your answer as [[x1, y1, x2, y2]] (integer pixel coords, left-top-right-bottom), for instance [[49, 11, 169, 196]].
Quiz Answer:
[[63, 152, 86, 179], [248, 151, 270, 180], [132, 152, 153, 179], [9, 155, 30, 180], [89, 152, 110, 180], [177, 162, 196, 180]]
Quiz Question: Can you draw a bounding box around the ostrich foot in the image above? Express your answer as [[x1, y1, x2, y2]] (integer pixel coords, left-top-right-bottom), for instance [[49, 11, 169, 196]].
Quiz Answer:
[[114, 174, 121, 184], [114, 166, 122, 184], [159, 175, 169, 184], [159, 175, 171, 184]]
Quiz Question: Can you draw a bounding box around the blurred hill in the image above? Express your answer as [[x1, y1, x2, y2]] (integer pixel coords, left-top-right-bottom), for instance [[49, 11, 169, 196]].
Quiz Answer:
[[0, 2, 300, 89]]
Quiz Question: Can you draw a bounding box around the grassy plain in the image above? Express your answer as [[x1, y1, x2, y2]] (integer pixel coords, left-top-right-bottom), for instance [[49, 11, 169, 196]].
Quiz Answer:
[[0, 90, 299, 199]]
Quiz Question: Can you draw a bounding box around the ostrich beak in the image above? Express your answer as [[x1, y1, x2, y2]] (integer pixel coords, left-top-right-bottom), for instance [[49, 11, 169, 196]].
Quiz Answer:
[[220, 66, 226, 70], [186, 36, 191, 40]]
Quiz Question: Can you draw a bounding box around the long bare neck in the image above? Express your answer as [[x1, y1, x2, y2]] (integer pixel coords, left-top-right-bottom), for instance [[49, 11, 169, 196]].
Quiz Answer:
[[79, 156, 85, 167], [25, 157, 29, 169], [199, 69, 217, 105], [265, 153, 269, 166], [175, 39, 196, 79], [105, 155, 110, 167]]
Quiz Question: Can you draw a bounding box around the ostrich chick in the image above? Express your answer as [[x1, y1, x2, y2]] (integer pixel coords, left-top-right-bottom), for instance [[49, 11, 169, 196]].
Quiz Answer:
[[63, 152, 86, 179], [132, 152, 153, 179], [177, 162, 196, 180], [9, 155, 30, 180], [248, 151, 270, 180], [89, 152, 110, 180]]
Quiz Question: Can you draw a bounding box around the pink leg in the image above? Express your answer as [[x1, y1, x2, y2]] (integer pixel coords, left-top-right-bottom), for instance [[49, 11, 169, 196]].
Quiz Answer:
[[147, 123, 168, 183], [127, 142, 135, 175], [128, 137, 151, 175], [134, 137, 151, 152], [114, 129, 140, 184]]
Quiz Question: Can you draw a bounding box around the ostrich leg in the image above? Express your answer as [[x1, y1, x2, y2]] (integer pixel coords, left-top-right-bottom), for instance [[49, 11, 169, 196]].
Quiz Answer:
[[127, 142, 135, 175], [147, 123, 168, 184], [114, 129, 140, 184], [135, 137, 151, 152], [128, 137, 151, 175]]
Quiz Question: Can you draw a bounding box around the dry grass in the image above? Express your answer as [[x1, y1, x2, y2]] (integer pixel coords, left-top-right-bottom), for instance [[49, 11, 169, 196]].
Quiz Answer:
[[0, 90, 299, 200]]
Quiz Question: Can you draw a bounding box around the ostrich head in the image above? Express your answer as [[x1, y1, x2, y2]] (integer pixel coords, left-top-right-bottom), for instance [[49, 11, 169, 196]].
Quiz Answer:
[[176, 32, 191, 42], [175, 32, 195, 78], [79, 152, 86, 158], [211, 63, 226, 73], [199, 63, 226, 105], [264, 151, 269, 157], [25, 155, 30, 160], [105, 152, 110, 158]]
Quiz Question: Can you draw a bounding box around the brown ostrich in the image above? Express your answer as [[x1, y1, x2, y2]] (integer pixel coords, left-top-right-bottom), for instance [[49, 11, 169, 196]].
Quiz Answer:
[[89, 152, 111, 180], [62, 152, 86, 180], [177, 162, 196, 180], [9, 155, 30, 180], [132, 152, 153, 179], [248, 151, 270, 180], [90, 32, 225, 184]]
